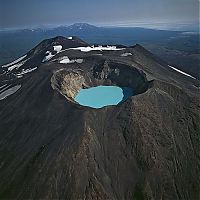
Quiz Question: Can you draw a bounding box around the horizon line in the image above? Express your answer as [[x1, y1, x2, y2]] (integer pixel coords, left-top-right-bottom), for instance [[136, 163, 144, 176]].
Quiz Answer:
[[0, 21, 199, 32]]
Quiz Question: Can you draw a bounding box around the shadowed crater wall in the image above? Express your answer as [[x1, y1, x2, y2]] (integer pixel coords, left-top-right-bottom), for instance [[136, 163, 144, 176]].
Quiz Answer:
[[51, 59, 150, 106]]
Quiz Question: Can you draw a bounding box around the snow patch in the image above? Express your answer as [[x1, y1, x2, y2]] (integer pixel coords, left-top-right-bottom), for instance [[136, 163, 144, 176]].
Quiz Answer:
[[42, 51, 54, 62], [1, 55, 27, 68], [0, 84, 7, 89], [168, 65, 196, 79], [76, 59, 83, 64], [70, 45, 124, 52], [16, 75, 23, 78], [59, 56, 71, 64], [43, 45, 122, 63], [53, 45, 62, 53], [8, 60, 27, 71], [0, 84, 11, 93], [0, 85, 21, 100], [16, 67, 37, 76], [42, 46, 62, 62], [121, 53, 132, 57], [59, 56, 83, 64]]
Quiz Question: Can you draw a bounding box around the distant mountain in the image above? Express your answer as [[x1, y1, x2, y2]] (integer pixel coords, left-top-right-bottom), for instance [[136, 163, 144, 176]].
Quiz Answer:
[[49, 23, 100, 37], [0, 23, 199, 79], [0, 36, 199, 199], [67, 23, 99, 31]]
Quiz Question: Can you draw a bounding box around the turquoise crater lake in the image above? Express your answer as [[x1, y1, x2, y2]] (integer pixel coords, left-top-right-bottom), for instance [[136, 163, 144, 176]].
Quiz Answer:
[[74, 86, 133, 108]]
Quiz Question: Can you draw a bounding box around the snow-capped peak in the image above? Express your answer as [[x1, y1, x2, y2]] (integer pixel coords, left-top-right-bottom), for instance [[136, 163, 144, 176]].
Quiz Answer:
[[68, 23, 98, 30]]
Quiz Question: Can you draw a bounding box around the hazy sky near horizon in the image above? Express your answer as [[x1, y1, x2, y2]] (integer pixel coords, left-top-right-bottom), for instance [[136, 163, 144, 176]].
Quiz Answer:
[[0, 0, 199, 29]]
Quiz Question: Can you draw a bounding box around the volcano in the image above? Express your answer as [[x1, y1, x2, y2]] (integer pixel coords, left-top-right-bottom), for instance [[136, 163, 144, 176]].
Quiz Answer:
[[0, 36, 199, 200]]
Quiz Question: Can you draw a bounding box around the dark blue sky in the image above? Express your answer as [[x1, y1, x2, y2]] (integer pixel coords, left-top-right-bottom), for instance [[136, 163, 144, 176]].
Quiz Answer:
[[0, 0, 199, 29]]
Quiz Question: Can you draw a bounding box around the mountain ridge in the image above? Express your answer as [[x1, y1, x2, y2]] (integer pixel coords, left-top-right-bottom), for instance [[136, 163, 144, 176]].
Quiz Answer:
[[0, 36, 199, 200], [1, 24, 199, 80]]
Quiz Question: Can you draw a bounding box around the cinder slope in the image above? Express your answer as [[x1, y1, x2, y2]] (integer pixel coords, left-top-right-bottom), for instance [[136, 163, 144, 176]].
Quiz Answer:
[[0, 37, 199, 200]]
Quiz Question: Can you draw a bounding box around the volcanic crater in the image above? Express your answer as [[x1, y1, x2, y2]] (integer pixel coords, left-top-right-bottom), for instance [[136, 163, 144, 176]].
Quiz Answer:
[[0, 36, 199, 200], [51, 59, 150, 107]]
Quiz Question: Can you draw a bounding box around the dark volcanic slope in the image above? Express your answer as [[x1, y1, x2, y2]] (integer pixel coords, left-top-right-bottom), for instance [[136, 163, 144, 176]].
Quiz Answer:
[[0, 37, 199, 200]]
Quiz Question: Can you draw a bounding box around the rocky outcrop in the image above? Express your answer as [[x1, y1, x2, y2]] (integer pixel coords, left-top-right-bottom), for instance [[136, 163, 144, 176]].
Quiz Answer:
[[51, 69, 87, 100]]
